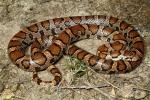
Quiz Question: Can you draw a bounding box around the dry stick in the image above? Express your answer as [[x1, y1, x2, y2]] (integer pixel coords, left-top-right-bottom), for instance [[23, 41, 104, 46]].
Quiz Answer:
[[60, 82, 114, 99], [60, 84, 110, 100], [61, 84, 111, 90]]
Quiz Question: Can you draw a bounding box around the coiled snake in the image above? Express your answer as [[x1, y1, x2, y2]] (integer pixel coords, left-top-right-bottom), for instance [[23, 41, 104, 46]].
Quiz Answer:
[[8, 15, 144, 85]]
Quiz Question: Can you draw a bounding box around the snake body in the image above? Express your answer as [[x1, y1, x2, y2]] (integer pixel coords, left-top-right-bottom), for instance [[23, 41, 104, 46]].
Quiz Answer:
[[8, 15, 144, 85]]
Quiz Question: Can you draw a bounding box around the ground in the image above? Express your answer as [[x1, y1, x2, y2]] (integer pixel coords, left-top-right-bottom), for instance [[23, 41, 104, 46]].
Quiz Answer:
[[0, 0, 150, 100]]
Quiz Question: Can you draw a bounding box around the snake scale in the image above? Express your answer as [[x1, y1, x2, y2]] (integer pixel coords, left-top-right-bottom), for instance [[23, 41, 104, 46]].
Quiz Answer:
[[8, 15, 144, 86]]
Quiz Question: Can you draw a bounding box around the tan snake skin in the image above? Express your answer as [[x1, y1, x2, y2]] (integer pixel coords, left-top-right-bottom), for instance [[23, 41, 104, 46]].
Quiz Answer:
[[8, 15, 144, 85]]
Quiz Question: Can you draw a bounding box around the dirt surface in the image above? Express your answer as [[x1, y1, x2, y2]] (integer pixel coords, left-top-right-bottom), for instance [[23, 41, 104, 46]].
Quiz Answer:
[[0, 0, 150, 100]]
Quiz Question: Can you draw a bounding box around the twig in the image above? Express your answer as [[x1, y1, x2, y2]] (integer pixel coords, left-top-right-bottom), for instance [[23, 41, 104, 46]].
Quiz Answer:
[[61, 84, 111, 90]]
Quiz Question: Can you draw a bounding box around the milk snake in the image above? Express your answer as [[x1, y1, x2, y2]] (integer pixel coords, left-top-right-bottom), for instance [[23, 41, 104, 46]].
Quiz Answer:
[[8, 15, 144, 86]]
